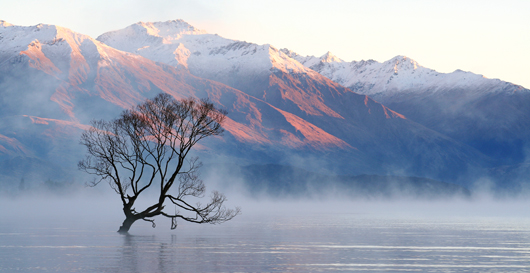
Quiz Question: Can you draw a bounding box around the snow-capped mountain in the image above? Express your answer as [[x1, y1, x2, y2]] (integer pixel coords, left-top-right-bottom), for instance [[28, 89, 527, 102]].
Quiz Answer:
[[6, 19, 530, 191], [0, 21, 371, 186], [97, 21, 394, 121], [285, 50, 530, 164], [97, 20, 315, 80], [284, 50, 522, 100], [97, 20, 497, 182], [96, 20, 350, 119], [0, 20, 363, 154]]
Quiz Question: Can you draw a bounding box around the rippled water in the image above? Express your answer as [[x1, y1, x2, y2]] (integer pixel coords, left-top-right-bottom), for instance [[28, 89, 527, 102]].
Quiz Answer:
[[2, 199, 530, 272]]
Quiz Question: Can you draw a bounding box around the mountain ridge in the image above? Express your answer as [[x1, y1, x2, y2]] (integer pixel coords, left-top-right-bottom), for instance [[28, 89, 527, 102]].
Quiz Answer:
[[0, 21, 361, 160], [284, 49, 530, 165], [96, 20, 494, 182], [0, 19, 525, 193]]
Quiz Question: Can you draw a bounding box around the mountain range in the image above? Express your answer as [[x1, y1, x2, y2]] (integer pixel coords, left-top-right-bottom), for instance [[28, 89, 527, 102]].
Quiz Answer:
[[1, 19, 529, 195], [287, 51, 530, 165]]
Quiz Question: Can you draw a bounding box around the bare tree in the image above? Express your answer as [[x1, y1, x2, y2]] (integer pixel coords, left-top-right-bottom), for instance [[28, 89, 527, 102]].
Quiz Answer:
[[79, 93, 240, 234]]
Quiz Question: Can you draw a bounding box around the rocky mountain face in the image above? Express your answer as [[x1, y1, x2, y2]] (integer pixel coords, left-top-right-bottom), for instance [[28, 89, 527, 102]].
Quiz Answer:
[[0, 19, 525, 193]]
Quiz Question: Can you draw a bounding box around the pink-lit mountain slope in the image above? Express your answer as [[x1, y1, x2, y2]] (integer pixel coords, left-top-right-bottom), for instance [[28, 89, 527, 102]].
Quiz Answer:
[[0, 21, 350, 149], [0, 21, 364, 188], [0, 133, 33, 159], [285, 51, 530, 165], [97, 20, 490, 181]]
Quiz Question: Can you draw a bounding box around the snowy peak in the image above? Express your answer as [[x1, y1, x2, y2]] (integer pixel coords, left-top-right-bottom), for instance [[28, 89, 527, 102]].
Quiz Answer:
[[283, 49, 520, 98], [0, 22, 101, 54], [388, 55, 421, 74], [97, 20, 316, 83], [0, 21, 127, 74], [0, 22, 92, 72], [97, 19, 207, 46], [139, 20, 207, 40], [0, 21, 194, 120], [279, 48, 299, 58], [279, 49, 344, 69], [117, 19, 207, 42], [269, 45, 315, 74], [0, 23, 58, 50], [97, 19, 232, 68], [0, 20, 13, 27], [320, 51, 343, 63]]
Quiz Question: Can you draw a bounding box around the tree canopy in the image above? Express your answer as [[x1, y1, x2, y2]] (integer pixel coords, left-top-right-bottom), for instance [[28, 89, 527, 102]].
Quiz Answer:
[[79, 93, 239, 233]]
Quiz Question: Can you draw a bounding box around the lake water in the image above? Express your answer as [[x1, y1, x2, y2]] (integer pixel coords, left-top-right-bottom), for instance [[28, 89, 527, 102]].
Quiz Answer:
[[1, 197, 530, 272]]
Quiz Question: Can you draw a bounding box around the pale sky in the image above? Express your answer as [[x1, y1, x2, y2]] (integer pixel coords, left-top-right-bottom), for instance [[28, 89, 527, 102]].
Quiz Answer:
[[1, 0, 529, 88]]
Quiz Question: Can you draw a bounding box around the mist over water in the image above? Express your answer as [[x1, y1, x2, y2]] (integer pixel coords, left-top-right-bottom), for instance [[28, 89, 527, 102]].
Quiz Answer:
[[2, 184, 530, 272]]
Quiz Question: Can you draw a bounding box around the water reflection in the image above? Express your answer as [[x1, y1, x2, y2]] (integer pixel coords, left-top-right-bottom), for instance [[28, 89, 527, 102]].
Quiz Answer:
[[118, 235, 142, 273], [1, 213, 530, 272]]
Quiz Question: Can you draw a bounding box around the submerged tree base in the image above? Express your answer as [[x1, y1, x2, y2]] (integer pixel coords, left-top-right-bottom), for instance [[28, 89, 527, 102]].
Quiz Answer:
[[118, 217, 136, 234]]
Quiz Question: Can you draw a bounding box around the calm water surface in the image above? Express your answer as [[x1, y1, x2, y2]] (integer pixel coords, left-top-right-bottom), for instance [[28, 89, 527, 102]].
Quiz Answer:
[[1, 200, 530, 272]]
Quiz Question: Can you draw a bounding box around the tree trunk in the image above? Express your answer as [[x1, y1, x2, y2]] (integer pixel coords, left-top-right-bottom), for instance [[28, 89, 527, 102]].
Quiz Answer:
[[118, 216, 137, 234]]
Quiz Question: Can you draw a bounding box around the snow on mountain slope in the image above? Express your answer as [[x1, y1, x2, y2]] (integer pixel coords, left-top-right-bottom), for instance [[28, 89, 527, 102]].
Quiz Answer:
[[282, 50, 524, 100], [96, 20, 498, 182], [98, 20, 353, 120], [285, 49, 530, 165], [97, 20, 405, 121], [98, 20, 315, 78], [0, 21, 117, 84], [0, 21, 352, 164], [0, 21, 232, 122], [0, 20, 500, 185]]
